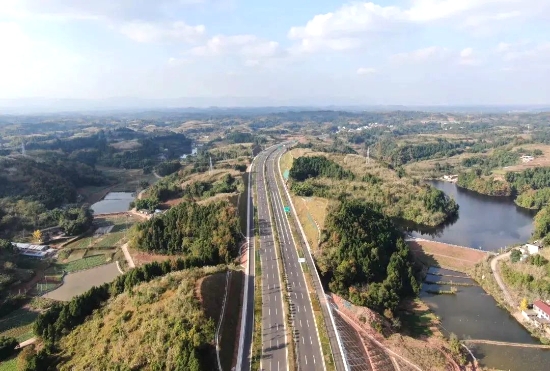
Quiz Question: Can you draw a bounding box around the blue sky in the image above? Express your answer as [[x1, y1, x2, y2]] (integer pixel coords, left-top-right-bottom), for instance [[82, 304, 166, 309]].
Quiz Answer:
[[1, 0, 549, 106]]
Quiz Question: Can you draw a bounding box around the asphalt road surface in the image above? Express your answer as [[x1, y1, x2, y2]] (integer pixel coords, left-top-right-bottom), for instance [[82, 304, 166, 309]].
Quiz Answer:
[[257, 147, 288, 371], [264, 146, 325, 371], [238, 144, 329, 371]]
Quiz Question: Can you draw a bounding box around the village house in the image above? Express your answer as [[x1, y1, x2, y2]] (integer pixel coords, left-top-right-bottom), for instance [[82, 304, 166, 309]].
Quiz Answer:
[[11, 242, 56, 259], [520, 243, 541, 255], [534, 300, 550, 321]]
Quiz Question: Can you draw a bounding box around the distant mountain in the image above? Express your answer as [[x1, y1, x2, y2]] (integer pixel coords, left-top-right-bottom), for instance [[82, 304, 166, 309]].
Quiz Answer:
[[0, 97, 548, 115]]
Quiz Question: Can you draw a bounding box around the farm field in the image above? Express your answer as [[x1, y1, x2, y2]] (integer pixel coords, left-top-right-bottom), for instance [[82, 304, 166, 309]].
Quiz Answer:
[[0, 308, 38, 342], [50, 254, 111, 274], [45, 262, 121, 301]]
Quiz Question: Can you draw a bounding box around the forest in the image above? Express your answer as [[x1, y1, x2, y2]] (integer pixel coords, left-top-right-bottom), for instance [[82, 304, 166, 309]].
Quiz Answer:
[[457, 171, 512, 196], [130, 201, 241, 262], [380, 139, 468, 166], [0, 156, 105, 209], [461, 149, 520, 174], [317, 200, 419, 313], [289, 156, 355, 181]]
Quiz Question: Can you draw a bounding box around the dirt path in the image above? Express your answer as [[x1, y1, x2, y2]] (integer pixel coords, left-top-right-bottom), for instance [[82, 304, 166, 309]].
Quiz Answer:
[[490, 252, 515, 308], [17, 337, 37, 349], [121, 243, 136, 269]]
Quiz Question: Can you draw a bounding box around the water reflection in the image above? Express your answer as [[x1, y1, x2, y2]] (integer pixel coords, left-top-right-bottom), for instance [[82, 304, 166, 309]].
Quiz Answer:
[[91, 192, 135, 215], [407, 181, 536, 251]]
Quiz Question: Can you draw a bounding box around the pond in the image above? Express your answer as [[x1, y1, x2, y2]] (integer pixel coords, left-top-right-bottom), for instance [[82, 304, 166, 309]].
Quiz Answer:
[[421, 267, 550, 370], [409, 181, 536, 251], [90, 192, 135, 215]]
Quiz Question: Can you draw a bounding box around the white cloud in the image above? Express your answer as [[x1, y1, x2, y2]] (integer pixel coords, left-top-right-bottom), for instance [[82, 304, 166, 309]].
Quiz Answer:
[[458, 47, 480, 65], [6, 0, 211, 22], [167, 57, 191, 67], [119, 21, 205, 43], [496, 41, 550, 63], [392, 46, 450, 63], [288, 1, 550, 53], [357, 67, 376, 75], [460, 47, 473, 58], [191, 35, 282, 59]]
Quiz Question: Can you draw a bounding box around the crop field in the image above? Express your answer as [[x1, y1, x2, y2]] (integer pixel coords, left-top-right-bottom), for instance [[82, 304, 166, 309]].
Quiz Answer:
[[49, 254, 110, 274], [65, 249, 87, 262], [46, 262, 121, 301], [65, 236, 93, 250], [93, 231, 125, 248], [0, 308, 38, 342]]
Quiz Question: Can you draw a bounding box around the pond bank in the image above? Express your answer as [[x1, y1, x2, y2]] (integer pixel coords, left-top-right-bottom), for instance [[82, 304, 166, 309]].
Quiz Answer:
[[420, 265, 550, 370]]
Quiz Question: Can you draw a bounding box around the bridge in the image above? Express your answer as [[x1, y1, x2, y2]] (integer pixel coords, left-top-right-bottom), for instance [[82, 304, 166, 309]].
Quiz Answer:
[[463, 339, 550, 349]]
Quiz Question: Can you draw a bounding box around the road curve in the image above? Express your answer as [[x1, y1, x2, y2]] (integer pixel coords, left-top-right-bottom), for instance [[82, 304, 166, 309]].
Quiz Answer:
[[490, 252, 515, 308]]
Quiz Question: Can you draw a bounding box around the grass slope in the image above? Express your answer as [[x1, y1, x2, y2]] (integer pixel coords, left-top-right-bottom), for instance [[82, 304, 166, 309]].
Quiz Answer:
[[55, 267, 226, 371]]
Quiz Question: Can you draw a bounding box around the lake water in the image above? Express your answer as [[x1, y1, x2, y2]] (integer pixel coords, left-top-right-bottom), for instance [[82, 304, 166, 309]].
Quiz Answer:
[[421, 268, 550, 370], [90, 192, 135, 215], [409, 181, 536, 251]]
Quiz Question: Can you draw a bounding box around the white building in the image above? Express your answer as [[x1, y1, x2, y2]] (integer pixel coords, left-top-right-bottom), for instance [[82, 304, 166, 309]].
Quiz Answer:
[[534, 300, 550, 321], [521, 243, 540, 255], [11, 242, 56, 259]]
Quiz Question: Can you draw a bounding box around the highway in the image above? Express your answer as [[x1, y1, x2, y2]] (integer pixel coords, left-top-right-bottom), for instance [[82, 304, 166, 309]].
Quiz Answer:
[[257, 147, 288, 371], [263, 146, 325, 371], [238, 143, 337, 371]]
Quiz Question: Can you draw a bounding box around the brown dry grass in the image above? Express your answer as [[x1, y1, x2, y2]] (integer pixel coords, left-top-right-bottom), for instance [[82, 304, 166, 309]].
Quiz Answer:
[[129, 247, 173, 267], [109, 139, 141, 150], [291, 195, 329, 251], [408, 240, 488, 273], [180, 168, 242, 187], [496, 143, 550, 173]]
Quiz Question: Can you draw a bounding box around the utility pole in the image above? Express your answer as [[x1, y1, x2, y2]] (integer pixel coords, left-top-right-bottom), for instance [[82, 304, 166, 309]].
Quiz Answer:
[[366, 147, 370, 164]]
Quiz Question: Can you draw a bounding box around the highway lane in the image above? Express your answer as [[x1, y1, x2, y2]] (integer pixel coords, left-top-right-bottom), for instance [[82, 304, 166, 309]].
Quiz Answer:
[[257, 149, 288, 371], [265, 147, 325, 371], [236, 153, 256, 371]]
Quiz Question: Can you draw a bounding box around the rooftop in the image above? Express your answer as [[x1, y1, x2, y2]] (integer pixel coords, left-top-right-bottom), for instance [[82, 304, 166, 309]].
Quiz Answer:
[[534, 300, 550, 316]]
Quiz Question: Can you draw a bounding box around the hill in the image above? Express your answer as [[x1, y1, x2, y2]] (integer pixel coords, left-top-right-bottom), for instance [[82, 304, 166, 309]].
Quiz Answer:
[[38, 266, 226, 370], [284, 148, 458, 227]]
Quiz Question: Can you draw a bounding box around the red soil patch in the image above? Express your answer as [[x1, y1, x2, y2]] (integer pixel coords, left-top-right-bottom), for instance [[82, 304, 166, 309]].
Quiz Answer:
[[130, 251, 173, 267]]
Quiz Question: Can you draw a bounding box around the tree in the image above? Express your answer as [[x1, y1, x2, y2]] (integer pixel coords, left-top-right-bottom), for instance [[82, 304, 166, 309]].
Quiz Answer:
[[520, 297, 529, 311], [0, 239, 13, 252], [17, 344, 36, 371], [510, 249, 522, 263], [0, 336, 18, 361], [139, 180, 150, 189], [32, 230, 43, 243]]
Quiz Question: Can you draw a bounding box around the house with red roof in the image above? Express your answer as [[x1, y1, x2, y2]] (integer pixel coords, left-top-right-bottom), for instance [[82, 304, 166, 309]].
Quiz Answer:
[[533, 300, 550, 321]]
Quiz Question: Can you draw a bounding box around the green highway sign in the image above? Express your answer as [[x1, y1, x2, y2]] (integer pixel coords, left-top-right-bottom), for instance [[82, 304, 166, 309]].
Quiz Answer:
[[284, 206, 290, 213]]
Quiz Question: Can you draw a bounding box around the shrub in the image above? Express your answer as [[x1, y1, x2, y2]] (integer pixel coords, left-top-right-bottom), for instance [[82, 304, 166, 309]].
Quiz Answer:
[[0, 336, 18, 361]]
